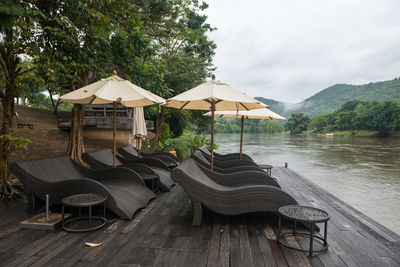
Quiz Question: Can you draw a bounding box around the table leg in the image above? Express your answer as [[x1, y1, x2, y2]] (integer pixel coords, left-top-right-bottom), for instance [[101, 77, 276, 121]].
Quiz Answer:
[[324, 221, 328, 246], [310, 223, 314, 257]]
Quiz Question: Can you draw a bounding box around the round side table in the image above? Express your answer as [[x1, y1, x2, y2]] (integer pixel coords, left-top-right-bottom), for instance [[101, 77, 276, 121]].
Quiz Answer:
[[259, 164, 273, 176], [278, 205, 329, 257], [62, 193, 107, 232]]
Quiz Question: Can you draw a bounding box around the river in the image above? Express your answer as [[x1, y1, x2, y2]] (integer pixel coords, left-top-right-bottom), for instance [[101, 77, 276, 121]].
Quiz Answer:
[[213, 133, 400, 235]]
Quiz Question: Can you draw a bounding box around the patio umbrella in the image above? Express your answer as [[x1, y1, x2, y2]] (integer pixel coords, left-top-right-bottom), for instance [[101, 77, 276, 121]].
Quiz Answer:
[[164, 75, 266, 169], [132, 107, 147, 159], [204, 108, 286, 159], [60, 71, 165, 167]]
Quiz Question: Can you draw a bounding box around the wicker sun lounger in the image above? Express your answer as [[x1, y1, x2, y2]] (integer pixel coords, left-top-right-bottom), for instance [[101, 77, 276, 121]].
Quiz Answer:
[[194, 161, 281, 188], [171, 158, 298, 226], [118, 145, 179, 169], [10, 156, 156, 220], [191, 150, 262, 173], [83, 149, 174, 192], [198, 146, 254, 161]]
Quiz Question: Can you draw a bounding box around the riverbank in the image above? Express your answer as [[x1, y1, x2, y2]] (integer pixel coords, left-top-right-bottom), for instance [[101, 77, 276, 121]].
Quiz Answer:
[[296, 129, 400, 138]]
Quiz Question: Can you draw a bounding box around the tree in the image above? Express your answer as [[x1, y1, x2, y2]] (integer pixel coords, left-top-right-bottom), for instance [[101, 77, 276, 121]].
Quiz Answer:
[[36, 0, 116, 162], [285, 113, 311, 134], [310, 114, 330, 132], [266, 121, 282, 134], [0, 0, 42, 199], [353, 101, 400, 137]]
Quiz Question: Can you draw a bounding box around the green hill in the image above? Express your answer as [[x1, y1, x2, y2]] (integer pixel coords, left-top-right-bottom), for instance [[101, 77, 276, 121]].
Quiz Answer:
[[257, 77, 400, 117]]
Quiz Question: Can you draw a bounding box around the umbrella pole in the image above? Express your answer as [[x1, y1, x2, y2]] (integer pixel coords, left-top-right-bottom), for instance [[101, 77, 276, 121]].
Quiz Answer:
[[240, 116, 244, 159], [210, 100, 215, 170], [113, 102, 117, 167]]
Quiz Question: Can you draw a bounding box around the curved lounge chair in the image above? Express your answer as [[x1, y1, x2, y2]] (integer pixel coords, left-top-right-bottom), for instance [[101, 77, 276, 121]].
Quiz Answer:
[[83, 149, 174, 192], [191, 150, 262, 173], [194, 162, 281, 188], [118, 145, 179, 169], [10, 156, 156, 220], [171, 158, 298, 226], [198, 146, 253, 161]]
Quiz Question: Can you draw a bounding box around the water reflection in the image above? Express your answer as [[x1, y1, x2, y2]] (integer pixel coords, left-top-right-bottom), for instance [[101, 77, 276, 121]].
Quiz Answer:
[[214, 133, 400, 234]]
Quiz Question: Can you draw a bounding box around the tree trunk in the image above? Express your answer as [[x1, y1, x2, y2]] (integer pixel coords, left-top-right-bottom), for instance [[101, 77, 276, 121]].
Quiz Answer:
[[0, 94, 15, 199], [154, 106, 166, 144], [48, 89, 58, 114], [67, 104, 85, 163]]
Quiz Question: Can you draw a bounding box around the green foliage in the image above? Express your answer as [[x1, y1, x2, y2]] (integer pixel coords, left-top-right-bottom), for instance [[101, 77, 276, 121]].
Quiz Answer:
[[188, 134, 217, 153], [285, 113, 311, 134], [308, 100, 400, 137], [166, 110, 185, 138], [214, 118, 282, 134], [159, 122, 172, 142], [310, 114, 331, 133], [29, 92, 72, 112], [266, 121, 282, 134], [158, 138, 174, 150], [0, 135, 31, 150]]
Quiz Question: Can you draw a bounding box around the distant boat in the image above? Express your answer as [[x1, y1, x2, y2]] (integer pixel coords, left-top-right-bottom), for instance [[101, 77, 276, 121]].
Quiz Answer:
[[325, 133, 333, 137]]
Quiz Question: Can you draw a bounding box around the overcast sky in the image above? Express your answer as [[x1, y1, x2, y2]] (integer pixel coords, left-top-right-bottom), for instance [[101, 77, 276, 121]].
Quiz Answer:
[[205, 0, 400, 103]]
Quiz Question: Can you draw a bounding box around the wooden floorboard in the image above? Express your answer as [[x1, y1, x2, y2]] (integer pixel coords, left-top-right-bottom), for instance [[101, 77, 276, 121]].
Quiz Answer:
[[0, 167, 399, 266]]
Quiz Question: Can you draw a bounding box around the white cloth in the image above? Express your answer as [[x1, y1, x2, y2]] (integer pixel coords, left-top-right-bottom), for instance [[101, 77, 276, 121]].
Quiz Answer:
[[132, 107, 147, 149]]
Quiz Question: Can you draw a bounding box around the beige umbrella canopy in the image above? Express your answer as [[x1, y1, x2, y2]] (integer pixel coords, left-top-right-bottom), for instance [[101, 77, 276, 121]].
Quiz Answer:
[[164, 75, 266, 169], [204, 108, 286, 159], [60, 74, 163, 107], [60, 72, 165, 167], [132, 107, 147, 158]]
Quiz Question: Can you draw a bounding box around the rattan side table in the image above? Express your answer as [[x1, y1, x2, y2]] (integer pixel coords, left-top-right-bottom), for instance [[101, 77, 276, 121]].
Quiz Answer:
[[62, 193, 107, 232], [278, 205, 329, 256]]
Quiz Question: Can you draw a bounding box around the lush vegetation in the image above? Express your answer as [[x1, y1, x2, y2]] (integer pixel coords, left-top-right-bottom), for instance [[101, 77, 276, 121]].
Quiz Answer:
[[256, 77, 400, 118], [0, 0, 216, 199], [213, 119, 282, 134], [285, 100, 400, 137], [309, 100, 400, 137], [285, 113, 311, 134]]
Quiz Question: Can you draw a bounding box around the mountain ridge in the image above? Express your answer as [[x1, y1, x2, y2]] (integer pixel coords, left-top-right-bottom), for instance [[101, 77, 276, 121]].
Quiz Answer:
[[256, 77, 400, 117]]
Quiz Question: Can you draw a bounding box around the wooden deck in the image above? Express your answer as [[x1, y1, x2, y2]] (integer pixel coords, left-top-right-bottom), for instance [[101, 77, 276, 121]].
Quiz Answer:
[[0, 166, 399, 266]]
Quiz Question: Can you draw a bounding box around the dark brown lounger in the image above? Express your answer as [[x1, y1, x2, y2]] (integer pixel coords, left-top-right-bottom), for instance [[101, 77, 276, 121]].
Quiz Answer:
[[83, 149, 174, 192], [118, 144, 179, 169], [171, 158, 298, 226], [198, 145, 254, 161], [191, 150, 263, 173], [10, 156, 156, 220]]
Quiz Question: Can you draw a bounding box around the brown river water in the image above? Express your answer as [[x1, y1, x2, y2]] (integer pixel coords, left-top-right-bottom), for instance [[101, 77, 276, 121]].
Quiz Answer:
[[214, 133, 400, 235]]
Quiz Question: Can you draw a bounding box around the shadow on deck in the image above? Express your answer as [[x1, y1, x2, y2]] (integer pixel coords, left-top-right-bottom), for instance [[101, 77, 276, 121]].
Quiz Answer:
[[0, 167, 399, 266]]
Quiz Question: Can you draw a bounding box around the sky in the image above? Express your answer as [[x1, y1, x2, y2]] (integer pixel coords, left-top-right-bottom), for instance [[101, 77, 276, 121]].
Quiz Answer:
[[205, 0, 400, 103]]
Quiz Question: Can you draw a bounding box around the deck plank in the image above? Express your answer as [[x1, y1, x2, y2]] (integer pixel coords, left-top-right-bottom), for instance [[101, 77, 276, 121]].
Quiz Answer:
[[0, 166, 399, 266]]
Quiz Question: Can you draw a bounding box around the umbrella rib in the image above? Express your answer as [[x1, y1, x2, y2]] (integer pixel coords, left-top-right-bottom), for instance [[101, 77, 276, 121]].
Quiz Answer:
[[179, 101, 190, 109], [89, 96, 97, 104], [239, 102, 250, 111]]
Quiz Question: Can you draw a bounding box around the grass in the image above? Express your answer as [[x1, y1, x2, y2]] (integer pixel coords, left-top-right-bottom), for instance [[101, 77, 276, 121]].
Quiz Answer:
[[331, 130, 377, 137]]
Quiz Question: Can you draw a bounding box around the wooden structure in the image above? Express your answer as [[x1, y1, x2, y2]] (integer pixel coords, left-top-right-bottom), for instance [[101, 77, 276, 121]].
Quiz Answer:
[[0, 167, 399, 266], [57, 104, 154, 130], [14, 111, 34, 129]]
